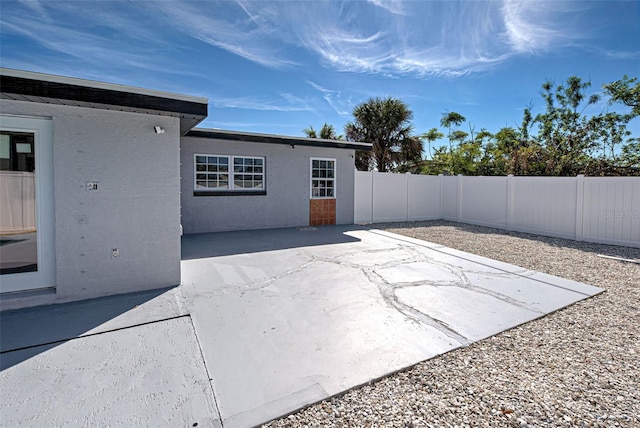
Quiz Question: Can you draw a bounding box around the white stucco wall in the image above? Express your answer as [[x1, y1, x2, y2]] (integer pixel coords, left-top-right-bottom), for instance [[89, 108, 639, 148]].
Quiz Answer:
[[180, 136, 356, 234], [1, 100, 182, 310]]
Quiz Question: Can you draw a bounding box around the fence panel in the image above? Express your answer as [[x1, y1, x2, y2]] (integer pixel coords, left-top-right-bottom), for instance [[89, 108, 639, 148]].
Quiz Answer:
[[372, 172, 409, 222], [408, 174, 441, 221], [0, 171, 36, 233], [354, 171, 373, 223], [354, 171, 639, 247], [459, 176, 508, 229], [440, 176, 458, 221], [510, 177, 578, 240], [582, 177, 640, 246]]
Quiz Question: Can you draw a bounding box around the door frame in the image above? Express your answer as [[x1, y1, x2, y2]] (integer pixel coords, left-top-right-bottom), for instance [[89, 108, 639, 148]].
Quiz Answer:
[[0, 115, 55, 293]]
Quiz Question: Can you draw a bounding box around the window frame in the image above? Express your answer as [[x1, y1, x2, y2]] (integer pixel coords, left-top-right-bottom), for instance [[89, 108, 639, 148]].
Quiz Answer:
[[194, 154, 266, 196], [310, 157, 336, 199], [0, 115, 56, 293]]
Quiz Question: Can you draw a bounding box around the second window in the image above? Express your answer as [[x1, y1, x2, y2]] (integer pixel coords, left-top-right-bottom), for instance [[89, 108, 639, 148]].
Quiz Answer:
[[195, 155, 265, 192], [311, 158, 335, 198]]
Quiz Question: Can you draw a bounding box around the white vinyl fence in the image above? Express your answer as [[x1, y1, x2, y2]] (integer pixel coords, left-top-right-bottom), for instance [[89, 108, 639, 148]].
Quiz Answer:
[[0, 171, 36, 234], [355, 171, 640, 248]]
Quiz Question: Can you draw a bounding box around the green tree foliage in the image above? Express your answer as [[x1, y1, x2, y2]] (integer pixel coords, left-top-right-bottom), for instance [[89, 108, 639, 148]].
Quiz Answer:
[[534, 76, 603, 175], [440, 112, 466, 144], [534, 76, 638, 176], [439, 112, 466, 170], [602, 75, 640, 116], [303, 122, 342, 140], [346, 97, 423, 172], [620, 142, 640, 168], [328, 75, 636, 176], [417, 75, 638, 177], [420, 128, 444, 160], [424, 129, 494, 176]]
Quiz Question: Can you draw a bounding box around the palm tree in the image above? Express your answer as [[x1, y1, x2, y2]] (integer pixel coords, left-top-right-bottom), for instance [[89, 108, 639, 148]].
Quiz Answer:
[[346, 97, 423, 172], [303, 125, 318, 138], [440, 111, 466, 173], [303, 123, 342, 140], [440, 111, 466, 152], [420, 127, 444, 160]]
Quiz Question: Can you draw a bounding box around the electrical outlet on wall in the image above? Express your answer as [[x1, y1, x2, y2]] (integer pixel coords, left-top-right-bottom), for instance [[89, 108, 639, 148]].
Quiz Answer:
[[86, 182, 98, 191], [112, 248, 119, 258]]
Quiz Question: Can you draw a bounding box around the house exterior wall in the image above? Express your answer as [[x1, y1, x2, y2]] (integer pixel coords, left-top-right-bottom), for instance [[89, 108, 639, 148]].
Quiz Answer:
[[1, 99, 182, 311], [180, 136, 356, 234]]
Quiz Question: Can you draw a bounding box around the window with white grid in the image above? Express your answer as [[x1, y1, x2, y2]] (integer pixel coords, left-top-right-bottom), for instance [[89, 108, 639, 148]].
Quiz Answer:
[[195, 154, 264, 192], [310, 158, 335, 198], [233, 157, 264, 190]]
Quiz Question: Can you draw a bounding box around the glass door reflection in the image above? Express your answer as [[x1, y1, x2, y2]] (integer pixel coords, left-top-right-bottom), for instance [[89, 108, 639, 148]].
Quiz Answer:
[[0, 131, 38, 275]]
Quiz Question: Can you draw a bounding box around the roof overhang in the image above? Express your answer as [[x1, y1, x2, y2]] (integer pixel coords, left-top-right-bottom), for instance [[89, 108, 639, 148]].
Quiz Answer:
[[186, 128, 372, 151], [0, 68, 208, 135]]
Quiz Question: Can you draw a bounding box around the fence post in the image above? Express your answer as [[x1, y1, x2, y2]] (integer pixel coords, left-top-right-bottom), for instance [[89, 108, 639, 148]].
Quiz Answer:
[[506, 175, 514, 231], [575, 174, 584, 241], [438, 174, 443, 220], [369, 171, 374, 224], [405, 172, 411, 221], [457, 174, 463, 222]]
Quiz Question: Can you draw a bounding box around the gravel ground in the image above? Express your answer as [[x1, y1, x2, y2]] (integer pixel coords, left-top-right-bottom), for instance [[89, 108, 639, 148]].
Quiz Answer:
[[264, 220, 640, 428]]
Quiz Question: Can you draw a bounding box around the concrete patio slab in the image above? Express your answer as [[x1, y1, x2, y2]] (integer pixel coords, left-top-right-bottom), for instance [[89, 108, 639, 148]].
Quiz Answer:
[[180, 226, 603, 427], [1, 225, 603, 427], [0, 316, 220, 427], [0, 287, 187, 356]]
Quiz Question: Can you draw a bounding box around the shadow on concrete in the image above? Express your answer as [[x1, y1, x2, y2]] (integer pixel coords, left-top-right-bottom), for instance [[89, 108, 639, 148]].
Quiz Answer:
[[181, 224, 366, 260], [0, 287, 174, 371]]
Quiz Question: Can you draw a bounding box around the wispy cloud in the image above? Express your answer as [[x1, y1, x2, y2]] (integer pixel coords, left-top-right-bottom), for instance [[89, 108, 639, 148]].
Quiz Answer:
[[211, 95, 315, 113], [151, 0, 296, 69], [292, 0, 584, 76], [307, 81, 351, 116], [204, 120, 301, 130], [1, 18, 144, 66], [16, 0, 49, 20], [0, 2, 185, 73], [584, 46, 640, 61], [0, 0, 610, 79], [367, 0, 407, 16], [500, 0, 584, 53], [205, 0, 592, 77]]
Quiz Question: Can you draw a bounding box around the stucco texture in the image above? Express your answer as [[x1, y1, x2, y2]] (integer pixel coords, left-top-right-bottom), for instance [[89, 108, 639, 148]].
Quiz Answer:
[[180, 136, 356, 234], [0, 100, 182, 310]]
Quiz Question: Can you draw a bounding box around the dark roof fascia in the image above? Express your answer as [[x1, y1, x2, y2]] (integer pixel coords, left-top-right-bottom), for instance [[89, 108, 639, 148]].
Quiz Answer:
[[0, 73, 208, 135], [0, 75, 208, 117], [185, 129, 372, 151]]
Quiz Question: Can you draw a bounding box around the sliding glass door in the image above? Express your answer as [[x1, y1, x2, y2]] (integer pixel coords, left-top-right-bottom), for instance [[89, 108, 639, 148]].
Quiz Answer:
[[0, 116, 55, 293]]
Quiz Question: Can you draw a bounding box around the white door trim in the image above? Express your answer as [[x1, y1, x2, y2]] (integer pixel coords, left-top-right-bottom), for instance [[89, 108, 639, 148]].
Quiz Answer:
[[0, 115, 56, 293]]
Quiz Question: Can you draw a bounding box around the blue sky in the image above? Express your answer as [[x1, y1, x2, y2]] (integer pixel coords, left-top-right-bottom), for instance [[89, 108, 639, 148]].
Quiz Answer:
[[1, 0, 639, 144]]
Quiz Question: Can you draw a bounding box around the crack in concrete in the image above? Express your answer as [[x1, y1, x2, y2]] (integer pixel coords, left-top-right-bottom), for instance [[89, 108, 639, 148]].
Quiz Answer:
[[396, 245, 545, 314], [200, 242, 544, 342], [314, 243, 545, 326], [373, 230, 599, 297], [236, 259, 317, 296], [332, 249, 422, 270], [362, 268, 470, 345], [183, 256, 317, 298]]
